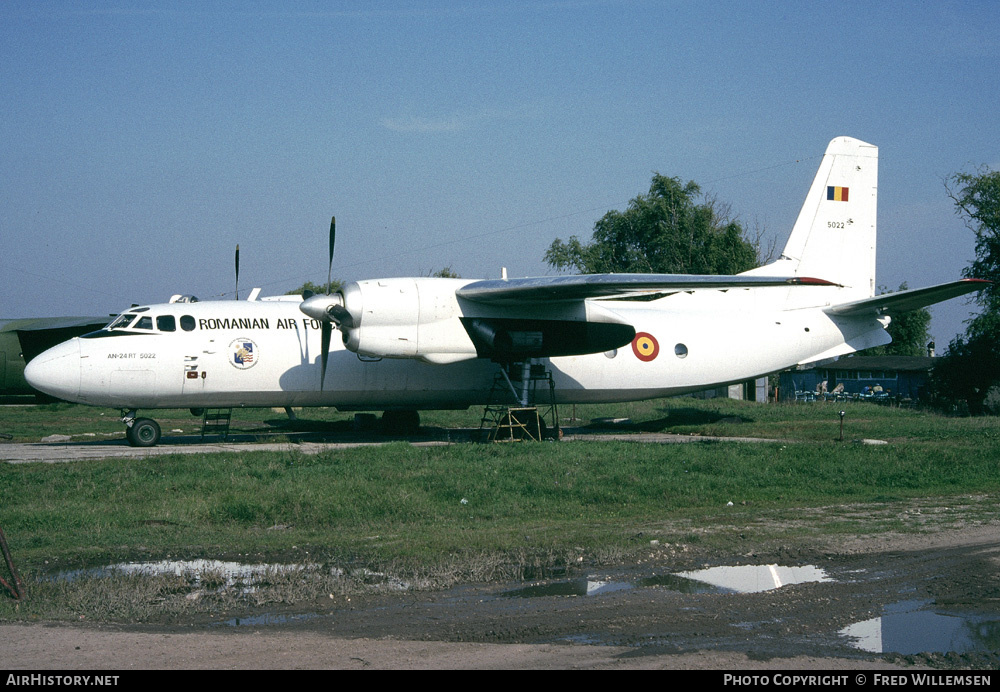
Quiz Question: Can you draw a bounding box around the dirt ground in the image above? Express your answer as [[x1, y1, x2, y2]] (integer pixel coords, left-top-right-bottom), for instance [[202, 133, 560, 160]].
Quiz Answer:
[[4, 523, 999, 670]]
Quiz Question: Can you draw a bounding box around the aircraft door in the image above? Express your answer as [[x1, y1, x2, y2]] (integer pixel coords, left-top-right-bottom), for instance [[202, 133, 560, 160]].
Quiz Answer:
[[183, 354, 207, 395], [177, 315, 210, 397], [182, 334, 217, 397]]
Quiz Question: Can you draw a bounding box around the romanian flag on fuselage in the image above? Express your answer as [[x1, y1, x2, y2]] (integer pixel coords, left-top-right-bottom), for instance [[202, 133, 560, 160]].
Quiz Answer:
[[827, 186, 849, 202]]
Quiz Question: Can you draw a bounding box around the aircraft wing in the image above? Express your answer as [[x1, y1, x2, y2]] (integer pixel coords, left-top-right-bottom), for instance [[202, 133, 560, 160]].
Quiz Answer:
[[457, 273, 837, 306], [824, 279, 989, 317]]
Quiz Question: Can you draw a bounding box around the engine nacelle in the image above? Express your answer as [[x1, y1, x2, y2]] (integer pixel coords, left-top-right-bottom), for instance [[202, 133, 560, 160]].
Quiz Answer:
[[302, 276, 638, 363], [337, 278, 479, 362]]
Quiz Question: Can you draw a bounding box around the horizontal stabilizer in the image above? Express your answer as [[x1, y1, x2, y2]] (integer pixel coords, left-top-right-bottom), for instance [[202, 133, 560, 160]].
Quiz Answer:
[[824, 279, 989, 316], [458, 273, 837, 306], [3, 316, 112, 364], [3, 316, 110, 332]]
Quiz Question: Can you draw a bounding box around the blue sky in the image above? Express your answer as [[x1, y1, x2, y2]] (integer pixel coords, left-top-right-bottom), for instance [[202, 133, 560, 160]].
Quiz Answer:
[[2, 0, 997, 347]]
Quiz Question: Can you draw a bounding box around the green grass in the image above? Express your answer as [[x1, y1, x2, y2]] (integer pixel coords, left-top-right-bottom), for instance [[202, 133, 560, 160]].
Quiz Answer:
[[1, 398, 999, 622], [3, 427, 999, 560], [3, 396, 994, 446]]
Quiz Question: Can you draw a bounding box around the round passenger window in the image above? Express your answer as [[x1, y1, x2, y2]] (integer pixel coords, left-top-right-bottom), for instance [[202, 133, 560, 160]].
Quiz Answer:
[[674, 343, 688, 358], [180, 315, 196, 331]]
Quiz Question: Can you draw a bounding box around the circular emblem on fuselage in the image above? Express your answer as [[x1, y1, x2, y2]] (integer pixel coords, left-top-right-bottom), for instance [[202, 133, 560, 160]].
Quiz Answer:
[[631, 332, 659, 362], [229, 338, 258, 370]]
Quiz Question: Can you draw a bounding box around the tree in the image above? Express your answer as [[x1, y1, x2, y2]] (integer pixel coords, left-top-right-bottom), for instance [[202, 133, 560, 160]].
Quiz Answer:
[[929, 167, 1000, 413], [863, 284, 932, 357], [544, 174, 762, 275], [286, 269, 458, 297], [427, 266, 461, 278], [286, 280, 343, 296], [949, 167, 1000, 308], [931, 312, 1000, 414]]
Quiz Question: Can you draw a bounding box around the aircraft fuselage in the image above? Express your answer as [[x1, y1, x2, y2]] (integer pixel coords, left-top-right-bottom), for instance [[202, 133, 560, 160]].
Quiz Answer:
[[24, 290, 886, 411]]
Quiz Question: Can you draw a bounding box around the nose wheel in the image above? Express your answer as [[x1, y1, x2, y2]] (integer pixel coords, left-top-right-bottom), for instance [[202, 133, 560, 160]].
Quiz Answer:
[[122, 410, 162, 447]]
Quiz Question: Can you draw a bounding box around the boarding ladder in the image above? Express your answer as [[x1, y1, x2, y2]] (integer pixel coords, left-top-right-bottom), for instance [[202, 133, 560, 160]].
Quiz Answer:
[[200, 408, 233, 440]]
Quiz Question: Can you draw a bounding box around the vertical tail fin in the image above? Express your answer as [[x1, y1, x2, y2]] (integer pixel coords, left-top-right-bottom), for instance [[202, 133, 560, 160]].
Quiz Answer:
[[750, 137, 878, 305]]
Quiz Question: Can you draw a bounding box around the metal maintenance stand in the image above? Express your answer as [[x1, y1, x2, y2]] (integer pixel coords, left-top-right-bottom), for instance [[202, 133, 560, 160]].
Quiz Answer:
[[480, 360, 559, 441]]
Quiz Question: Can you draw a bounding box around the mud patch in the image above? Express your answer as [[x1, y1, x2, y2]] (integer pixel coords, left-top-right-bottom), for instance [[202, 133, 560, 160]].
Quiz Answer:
[[11, 526, 1000, 668]]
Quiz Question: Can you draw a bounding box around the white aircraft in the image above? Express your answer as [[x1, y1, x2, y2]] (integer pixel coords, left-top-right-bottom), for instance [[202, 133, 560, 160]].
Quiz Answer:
[[25, 137, 986, 446]]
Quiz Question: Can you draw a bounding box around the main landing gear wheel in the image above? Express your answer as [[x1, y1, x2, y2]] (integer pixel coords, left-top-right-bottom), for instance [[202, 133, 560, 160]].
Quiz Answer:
[[126, 418, 161, 447]]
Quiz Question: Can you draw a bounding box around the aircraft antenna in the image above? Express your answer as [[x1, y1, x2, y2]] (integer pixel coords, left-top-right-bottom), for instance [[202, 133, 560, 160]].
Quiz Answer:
[[235, 244, 240, 301]]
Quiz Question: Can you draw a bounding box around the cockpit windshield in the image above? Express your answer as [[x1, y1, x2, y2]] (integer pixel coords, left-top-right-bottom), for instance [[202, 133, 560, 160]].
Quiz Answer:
[[96, 310, 192, 335], [85, 310, 192, 339], [107, 314, 136, 330]]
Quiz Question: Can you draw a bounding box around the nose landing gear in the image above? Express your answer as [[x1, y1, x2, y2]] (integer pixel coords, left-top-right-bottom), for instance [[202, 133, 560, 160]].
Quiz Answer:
[[121, 410, 162, 447]]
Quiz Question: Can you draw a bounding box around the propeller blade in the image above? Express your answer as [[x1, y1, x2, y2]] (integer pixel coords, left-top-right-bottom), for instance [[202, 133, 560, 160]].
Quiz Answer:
[[327, 216, 335, 293], [320, 322, 332, 391], [307, 215, 337, 391], [235, 244, 240, 301]]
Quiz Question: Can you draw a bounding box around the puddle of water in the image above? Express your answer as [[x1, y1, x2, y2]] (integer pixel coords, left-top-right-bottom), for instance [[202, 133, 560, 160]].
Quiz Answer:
[[110, 559, 308, 584], [504, 579, 634, 598], [48, 557, 426, 599], [219, 612, 322, 628], [50, 559, 318, 592], [673, 564, 832, 594], [841, 600, 1000, 655], [638, 573, 729, 594], [504, 564, 832, 598]]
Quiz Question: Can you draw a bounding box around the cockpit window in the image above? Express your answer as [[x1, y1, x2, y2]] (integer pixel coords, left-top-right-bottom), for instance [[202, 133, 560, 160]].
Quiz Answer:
[[180, 315, 196, 331], [157, 315, 176, 332], [134, 316, 153, 330], [107, 314, 136, 330]]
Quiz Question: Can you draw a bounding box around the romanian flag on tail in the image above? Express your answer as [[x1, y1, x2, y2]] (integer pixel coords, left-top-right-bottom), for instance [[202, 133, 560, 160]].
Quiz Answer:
[[827, 186, 849, 201]]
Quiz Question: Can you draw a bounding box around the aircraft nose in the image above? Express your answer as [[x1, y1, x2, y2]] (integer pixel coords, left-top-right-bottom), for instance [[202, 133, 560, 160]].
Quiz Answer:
[[24, 338, 82, 402]]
